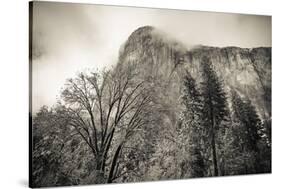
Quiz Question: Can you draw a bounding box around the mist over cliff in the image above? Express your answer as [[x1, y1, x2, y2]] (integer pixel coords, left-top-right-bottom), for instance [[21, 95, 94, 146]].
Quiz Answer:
[[32, 25, 271, 187], [118, 26, 271, 120]]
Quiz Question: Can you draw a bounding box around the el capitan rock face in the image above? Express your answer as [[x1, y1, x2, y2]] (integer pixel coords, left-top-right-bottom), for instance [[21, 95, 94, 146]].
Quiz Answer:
[[118, 26, 271, 121], [31, 4, 272, 186]]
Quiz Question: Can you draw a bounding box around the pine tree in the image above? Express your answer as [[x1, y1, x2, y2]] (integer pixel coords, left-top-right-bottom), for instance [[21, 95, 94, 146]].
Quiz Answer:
[[200, 57, 229, 176], [231, 90, 264, 173], [180, 70, 205, 178]]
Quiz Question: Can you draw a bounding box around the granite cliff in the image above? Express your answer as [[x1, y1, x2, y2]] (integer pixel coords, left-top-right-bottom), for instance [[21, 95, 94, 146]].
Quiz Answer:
[[118, 26, 271, 122]]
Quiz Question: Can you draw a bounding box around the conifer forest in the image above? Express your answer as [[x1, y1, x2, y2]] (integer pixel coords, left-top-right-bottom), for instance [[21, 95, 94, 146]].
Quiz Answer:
[[30, 2, 271, 187]]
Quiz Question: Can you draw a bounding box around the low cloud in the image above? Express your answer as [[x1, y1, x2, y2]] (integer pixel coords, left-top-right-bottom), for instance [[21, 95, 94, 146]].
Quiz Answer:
[[31, 2, 271, 113]]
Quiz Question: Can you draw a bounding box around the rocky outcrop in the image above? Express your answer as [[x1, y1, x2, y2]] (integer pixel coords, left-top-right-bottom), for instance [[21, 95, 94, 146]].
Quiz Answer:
[[118, 26, 271, 121]]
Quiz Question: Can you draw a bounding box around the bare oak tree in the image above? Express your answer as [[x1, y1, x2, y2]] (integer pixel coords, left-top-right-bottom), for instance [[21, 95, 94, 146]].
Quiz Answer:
[[60, 64, 152, 183]]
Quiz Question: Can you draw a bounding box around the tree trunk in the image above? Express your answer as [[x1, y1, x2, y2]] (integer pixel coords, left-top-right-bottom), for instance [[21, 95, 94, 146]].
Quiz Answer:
[[95, 153, 105, 183], [101, 128, 115, 172], [208, 94, 219, 176], [107, 143, 123, 183], [211, 128, 218, 176]]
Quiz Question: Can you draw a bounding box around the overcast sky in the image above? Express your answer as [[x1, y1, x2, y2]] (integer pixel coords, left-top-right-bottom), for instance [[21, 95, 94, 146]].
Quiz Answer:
[[31, 1, 271, 113]]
